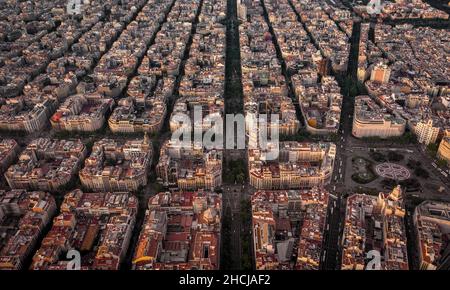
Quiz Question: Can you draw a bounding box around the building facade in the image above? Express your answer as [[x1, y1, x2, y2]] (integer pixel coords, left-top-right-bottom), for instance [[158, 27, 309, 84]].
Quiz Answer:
[[5, 138, 87, 191], [249, 142, 336, 190], [79, 135, 152, 192], [352, 96, 406, 138], [156, 140, 222, 190], [437, 130, 450, 165], [414, 119, 440, 145], [341, 186, 409, 270]]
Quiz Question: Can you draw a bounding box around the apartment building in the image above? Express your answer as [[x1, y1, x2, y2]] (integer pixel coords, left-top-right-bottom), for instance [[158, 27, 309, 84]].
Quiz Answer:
[[248, 142, 336, 190], [341, 186, 408, 270], [0, 190, 56, 270], [413, 201, 450, 270], [252, 188, 329, 270], [132, 190, 222, 270], [156, 140, 222, 190], [5, 138, 87, 191], [30, 189, 137, 270], [352, 95, 406, 138], [79, 135, 152, 192]]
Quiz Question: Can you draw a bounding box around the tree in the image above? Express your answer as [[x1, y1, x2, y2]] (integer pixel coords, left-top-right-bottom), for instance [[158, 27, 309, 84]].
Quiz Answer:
[[437, 159, 448, 168], [414, 167, 429, 179], [387, 151, 404, 162], [407, 159, 421, 169], [370, 151, 386, 162], [236, 172, 245, 184], [381, 178, 397, 189], [400, 178, 421, 191], [152, 182, 164, 193], [220, 206, 233, 270], [427, 143, 439, 157]]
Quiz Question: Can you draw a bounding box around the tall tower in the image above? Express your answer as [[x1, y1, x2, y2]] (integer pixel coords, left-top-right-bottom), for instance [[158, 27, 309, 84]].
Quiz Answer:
[[142, 132, 151, 151], [415, 119, 440, 145]]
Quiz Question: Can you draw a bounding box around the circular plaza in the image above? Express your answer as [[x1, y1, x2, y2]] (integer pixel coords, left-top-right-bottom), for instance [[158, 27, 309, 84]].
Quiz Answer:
[[375, 163, 411, 181]]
